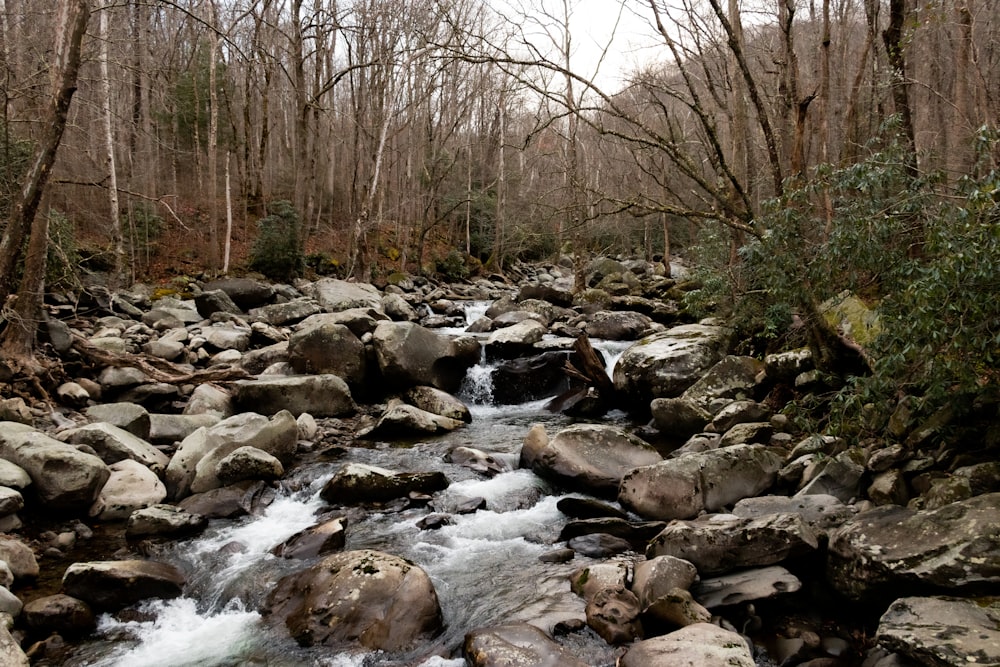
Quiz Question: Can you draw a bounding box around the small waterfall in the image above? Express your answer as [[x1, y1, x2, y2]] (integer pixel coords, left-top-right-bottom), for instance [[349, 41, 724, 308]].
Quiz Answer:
[[589, 338, 633, 377], [458, 359, 496, 404]]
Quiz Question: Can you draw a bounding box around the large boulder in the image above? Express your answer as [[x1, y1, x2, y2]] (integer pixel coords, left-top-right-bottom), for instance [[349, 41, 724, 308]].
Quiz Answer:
[[529, 424, 662, 498], [491, 351, 570, 404], [304, 278, 383, 312], [372, 321, 481, 393], [202, 277, 274, 310], [876, 596, 1000, 667], [231, 375, 356, 418], [631, 556, 700, 611], [62, 560, 185, 611], [287, 320, 366, 384], [405, 386, 471, 423], [59, 422, 169, 474], [363, 400, 465, 439], [680, 355, 764, 411], [165, 411, 297, 499], [89, 459, 167, 521], [693, 565, 802, 609], [83, 402, 151, 439], [618, 622, 754, 667], [827, 493, 1000, 601], [484, 320, 547, 360], [464, 623, 589, 667], [583, 310, 652, 341], [263, 549, 442, 651], [646, 513, 819, 575], [0, 422, 110, 512], [319, 463, 448, 505], [612, 324, 731, 405], [619, 444, 783, 520]]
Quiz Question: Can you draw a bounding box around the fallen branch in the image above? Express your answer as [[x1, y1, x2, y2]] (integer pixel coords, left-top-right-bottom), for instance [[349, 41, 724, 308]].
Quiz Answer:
[[71, 334, 252, 385]]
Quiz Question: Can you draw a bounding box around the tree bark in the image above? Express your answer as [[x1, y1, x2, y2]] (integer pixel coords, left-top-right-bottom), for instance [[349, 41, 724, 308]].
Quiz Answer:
[[0, 0, 90, 371]]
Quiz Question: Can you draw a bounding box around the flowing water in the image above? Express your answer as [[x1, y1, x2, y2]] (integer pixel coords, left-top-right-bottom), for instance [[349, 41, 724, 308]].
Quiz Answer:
[[65, 324, 633, 667]]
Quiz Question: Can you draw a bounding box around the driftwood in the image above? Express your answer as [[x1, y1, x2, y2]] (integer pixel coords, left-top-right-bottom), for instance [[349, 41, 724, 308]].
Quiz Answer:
[[71, 334, 252, 385], [546, 334, 620, 413]]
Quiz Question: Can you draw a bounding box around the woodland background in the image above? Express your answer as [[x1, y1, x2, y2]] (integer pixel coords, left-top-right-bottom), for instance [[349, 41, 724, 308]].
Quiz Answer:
[[0, 0, 997, 431]]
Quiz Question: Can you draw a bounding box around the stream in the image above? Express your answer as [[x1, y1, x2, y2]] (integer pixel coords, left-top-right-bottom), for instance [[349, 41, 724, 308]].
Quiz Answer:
[[64, 307, 634, 667]]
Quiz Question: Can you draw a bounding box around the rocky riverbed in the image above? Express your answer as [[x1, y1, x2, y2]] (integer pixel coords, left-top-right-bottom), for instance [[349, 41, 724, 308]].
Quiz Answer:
[[0, 257, 998, 666]]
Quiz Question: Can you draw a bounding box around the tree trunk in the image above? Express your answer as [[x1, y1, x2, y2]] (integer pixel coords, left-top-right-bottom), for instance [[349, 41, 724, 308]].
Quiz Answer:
[[0, 0, 90, 372], [100, 0, 123, 288], [883, 0, 917, 176]]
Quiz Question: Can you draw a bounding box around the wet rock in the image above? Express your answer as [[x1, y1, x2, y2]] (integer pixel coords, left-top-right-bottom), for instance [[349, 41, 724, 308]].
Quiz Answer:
[[363, 400, 465, 438], [485, 319, 547, 360], [125, 504, 207, 539], [647, 513, 818, 575], [876, 596, 1000, 666], [539, 548, 575, 563], [216, 446, 284, 485], [463, 622, 588, 667], [613, 324, 731, 404], [827, 493, 1000, 601], [631, 555, 699, 610], [59, 422, 168, 473], [84, 402, 151, 439], [372, 321, 481, 393], [558, 517, 665, 547], [519, 423, 549, 469], [406, 386, 471, 423], [0, 422, 110, 513], [231, 375, 356, 418], [320, 463, 449, 505], [89, 459, 167, 521], [22, 594, 95, 636], [556, 497, 629, 520], [287, 320, 366, 383], [446, 446, 509, 476], [619, 622, 754, 667], [619, 444, 783, 520], [568, 533, 634, 558], [693, 565, 802, 608], [491, 351, 570, 404], [586, 586, 643, 644], [62, 560, 185, 611], [530, 424, 661, 497], [263, 549, 442, 651], [176, 480, 262, 519], [166, 411, 297, 499], [272, 516, 347, 559], [416, 513, 452, 530]]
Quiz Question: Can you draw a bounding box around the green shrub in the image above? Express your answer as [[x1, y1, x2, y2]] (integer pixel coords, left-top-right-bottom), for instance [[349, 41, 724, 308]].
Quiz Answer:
[[249, 200, 303, 282], [435, 249, 470, 282]]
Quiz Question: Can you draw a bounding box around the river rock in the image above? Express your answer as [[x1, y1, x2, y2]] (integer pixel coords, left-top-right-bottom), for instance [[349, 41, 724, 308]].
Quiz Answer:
[[709, 400, 771, 433], [680, 355, 764, 411], [586, 586, 643, 644], [0, 422, 110, 512], [796, 448, 866, 501], [405, 386, 471, 422], [568, 533, 634, 557], [718, 421, 773, 447], [372, 321, 481, 393], [641, 587, 712, 628], [264, 549, 442, 650], [194, 288, 243, 318], [529, 424, 661, 497], [84, 402, 151, 439], [203, 277, 274, 310], [692, 565, 802, 608], [272, 516, 347, 559], [200, 323, 251, 352], [89, 459, 167, 521], [0, 535, 38, 580], [125, 504, 208, 539], [446, 446, 509, 476], [287, 320, 366, 383], [558, 517, 666, 547], [491, 351, 569, 404], [649, 397, 712, 440], [647, 512, 818, 575], [583, 310, 652, 340], [231, 375, 356, 418], [570, 560, 632, 603], [876, 596, 1000, 666], [176, 480, 263, 519], [215, 446, 284, 485], [732, 494, 857, 536], [0, 620, 27, 667], [463, 622, 589, 667], [618, 622, 755, 667], [485, 319, 547, 360], [363, 400, 465, 438], [320, 463, 449, 504], [59, 422, 169, 474], [165, 410, 297, 499], [631, 555, 700, 610], [827, 493, 1000, 601], [619, 444, 783, 520], [148, 413, 219, 446], [612, 323, 731, 404], [62, 560, 185, 611], [303, 278, 383, 312], [182, 383, 232, 418], [22, 594, 95, 636], [248, 298, 322, 326]]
